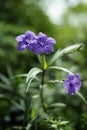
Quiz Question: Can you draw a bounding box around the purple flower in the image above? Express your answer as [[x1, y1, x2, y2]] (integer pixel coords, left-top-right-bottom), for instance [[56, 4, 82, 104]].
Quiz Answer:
[[31, 32, 56, 54], [16, 31, 56, 54], [64, 73, 81, 95], [15, 31, 37, 51]]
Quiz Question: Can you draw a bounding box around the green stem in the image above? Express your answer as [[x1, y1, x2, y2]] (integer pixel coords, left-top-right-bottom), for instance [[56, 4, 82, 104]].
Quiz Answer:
[[37, 54, 47, 69], [39, 69, 47, 113], [43, 54, 47, 70]]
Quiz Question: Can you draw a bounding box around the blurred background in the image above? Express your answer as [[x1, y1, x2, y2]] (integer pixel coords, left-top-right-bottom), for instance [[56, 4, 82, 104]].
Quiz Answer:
[[0, 0, 87, 129]]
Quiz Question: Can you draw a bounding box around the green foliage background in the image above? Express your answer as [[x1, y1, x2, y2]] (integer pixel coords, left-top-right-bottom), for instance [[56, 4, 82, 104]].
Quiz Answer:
[[0, 0, 87, 129]]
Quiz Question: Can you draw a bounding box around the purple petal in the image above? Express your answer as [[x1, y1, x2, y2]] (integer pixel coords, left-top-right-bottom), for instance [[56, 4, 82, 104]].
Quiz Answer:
[[46, 37, 56, 45], [27, 40, 37, 51], [67, 74, 74, 80], [73, 74, 81, 90], [72, 74, 81, 83], [38, 32, 47, 38], [15, 35, 25, 42], [64, 80, 76, 95], [43, 45, 54, 54], [25, 30, 36, 40], [33, 46, 43, 54], [18, 42, 27, 51], [26, 44, 33, 51], [67, 85, 75, 95], [38, 32, 47, 43], [64, 80, 70, 90]]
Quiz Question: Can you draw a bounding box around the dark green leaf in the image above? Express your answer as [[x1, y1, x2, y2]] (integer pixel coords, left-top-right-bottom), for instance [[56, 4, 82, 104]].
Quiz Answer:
[[0, 74, 11, 85], [24, 95, 32, 126], [0, 83, 12, 91], [11, 100, 25, 111]]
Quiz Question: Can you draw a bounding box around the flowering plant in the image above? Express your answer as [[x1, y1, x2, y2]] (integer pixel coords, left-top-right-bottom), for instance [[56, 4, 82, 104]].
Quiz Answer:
[[16, 30, 84, 129]]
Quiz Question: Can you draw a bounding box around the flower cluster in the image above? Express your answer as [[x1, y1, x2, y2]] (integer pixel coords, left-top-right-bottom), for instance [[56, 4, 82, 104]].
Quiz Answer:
[[16, 31, 56, 54], [64, 73, 81, 95]]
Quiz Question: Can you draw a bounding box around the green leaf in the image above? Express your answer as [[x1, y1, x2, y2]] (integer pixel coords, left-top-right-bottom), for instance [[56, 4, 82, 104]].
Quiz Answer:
[[0, 73, 11, 85], [32, 94, 39, 99], [0, 83, 12, 91], [11, 74, 27, 78], [59, 121, 69, 125], [24, 95, 32, 126], [76, 91, 87, 104], [26, 67, 42, 93], [0, 94, 7, 99], [49, 103, 66, 108], [49, 43, 83, 65], [11, 100, 25, 111], [49, 66, 73, 74]]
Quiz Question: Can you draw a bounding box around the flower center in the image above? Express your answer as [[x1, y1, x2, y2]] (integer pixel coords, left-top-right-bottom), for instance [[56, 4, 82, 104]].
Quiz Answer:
[[70, 82, 74, 87]]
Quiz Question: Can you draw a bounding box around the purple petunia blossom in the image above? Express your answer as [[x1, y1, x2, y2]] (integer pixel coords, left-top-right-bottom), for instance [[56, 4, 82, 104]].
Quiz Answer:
[[33, 32, 56, 54], [16, 31, 56, 54], [15, 31, 37, 51], [64, 73, 81, 95]]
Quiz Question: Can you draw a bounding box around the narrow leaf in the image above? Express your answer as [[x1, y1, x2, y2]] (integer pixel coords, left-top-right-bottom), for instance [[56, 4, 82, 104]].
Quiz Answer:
[[26, 67, 42, 92], [24, 95, 32, 126], [11, 100, 25, 111], [50, 103, 66, 108], [26, 68, 42, 83], [76, 91, 87, 104], [49, 43, 83, 65], [0, 74, 11, 85], [26, 77, 34, 93], [0, 94, 6, 99], [49, 66, 73, 74], [0, 83, 12, 91], [59, 121, 69, 125], [11, 74, 27, 79]]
